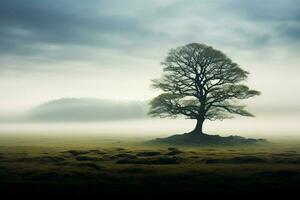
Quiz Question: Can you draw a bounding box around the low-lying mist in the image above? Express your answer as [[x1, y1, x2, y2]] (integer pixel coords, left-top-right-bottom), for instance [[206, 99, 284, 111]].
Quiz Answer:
[[0, 97, 299, 141], [0, 117, 300, 141]]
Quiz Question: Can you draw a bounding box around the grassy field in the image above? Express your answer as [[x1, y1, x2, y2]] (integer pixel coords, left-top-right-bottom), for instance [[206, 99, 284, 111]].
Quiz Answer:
[[0, 132, 300, 198]]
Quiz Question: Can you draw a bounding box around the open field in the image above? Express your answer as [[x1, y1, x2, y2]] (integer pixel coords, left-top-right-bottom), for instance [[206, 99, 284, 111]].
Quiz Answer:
[[1, 132, 300, 198]]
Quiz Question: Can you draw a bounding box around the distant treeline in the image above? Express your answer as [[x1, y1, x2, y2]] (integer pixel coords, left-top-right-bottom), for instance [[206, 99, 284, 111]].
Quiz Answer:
[[16, 98, 149, 122]]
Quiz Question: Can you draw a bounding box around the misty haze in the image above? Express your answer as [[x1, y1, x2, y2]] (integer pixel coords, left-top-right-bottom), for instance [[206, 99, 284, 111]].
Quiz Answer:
[[0, 0, 300, 199]]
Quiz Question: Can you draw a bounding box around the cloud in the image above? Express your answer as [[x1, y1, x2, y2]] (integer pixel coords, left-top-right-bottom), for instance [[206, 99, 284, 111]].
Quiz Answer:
[[226, 0, 300, 22], [0, 0, 163, 56], [1, 0, 299, 61], [0, 0, 299, 113]]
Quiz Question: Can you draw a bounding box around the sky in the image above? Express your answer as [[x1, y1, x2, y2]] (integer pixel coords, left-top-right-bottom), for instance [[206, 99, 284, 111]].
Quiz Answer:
[[0, 0, 300, 136]]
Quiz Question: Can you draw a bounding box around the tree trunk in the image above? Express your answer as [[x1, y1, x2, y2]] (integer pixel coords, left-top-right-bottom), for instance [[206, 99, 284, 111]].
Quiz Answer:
[[191, 118, 204, 134]]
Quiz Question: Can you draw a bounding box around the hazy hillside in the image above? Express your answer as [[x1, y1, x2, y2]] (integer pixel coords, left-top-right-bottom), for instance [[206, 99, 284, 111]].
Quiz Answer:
[[29, 98, 149, 122]]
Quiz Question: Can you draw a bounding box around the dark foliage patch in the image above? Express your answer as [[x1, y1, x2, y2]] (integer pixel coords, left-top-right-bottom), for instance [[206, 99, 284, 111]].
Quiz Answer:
[[136, 151, 161, 157], [25, 172, 65, 181], [16, 156, 65, 164], [0, 167, 9, 179], [201, 156, 266, 164], [116, 156, 179, 165], [89, 150, 107, 155], [273, 157, 300, 164], [114, 153, 137, 159], [166, 147, 182, 155], [101, 155, 119, 161], [230, 156, 266, 163], [74, 156, 102, 162], [76, 162, 104, 171], [64, 150, 90, 156], [202, 158, 224, 164], [167, 147, 179, 151], [256, 170, 299, 178], [119, 168, 145, 173]]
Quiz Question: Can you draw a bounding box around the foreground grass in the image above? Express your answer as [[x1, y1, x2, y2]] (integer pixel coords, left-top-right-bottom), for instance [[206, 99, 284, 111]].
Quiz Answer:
[[0, 133, 300, 198]]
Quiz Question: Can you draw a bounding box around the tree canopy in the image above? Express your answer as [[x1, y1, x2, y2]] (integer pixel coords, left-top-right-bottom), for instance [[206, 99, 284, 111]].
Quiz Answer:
[[149, 43, 260, 134]]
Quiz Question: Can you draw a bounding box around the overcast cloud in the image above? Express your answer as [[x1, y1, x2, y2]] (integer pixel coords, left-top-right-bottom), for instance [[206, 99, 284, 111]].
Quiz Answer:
[[0, 0, 299, 117], [1, 0, 300, 59]]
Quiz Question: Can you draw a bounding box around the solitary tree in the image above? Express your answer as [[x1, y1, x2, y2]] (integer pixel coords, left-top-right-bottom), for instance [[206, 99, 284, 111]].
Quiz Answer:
[[149, 43, 260, 135]]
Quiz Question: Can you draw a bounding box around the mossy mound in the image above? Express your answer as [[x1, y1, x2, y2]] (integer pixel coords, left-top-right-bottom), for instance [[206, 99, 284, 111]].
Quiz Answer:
[[151, 133, 267, 146]]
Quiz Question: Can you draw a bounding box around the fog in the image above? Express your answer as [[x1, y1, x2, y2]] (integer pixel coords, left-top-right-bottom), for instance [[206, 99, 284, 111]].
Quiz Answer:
[[0, 0, 299, 142], [1, 115, 299, 141], [0, 97, 299, 141]]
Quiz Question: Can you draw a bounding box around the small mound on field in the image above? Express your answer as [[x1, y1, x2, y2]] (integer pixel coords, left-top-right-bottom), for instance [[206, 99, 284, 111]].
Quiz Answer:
[[151, 133, 267, 146], [136, 151, 161, 157], [230, 156, 266, 163], [64, 150, 90, 156], [201, 156, 266, 164], [76, 162, 104, 171], [89, 149, 107, 155], [75, 156, 102, 161], [114, 153, 137, 159], [116, 156, 179, 165], [166, 147, 182, 155]]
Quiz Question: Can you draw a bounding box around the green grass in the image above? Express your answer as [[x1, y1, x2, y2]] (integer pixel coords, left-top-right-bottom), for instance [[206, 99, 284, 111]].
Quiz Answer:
[[0, 132, 300, 197]]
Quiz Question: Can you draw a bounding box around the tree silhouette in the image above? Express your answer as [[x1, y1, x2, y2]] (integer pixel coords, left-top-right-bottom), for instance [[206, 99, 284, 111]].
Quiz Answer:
[[149, 43, 260, 134]]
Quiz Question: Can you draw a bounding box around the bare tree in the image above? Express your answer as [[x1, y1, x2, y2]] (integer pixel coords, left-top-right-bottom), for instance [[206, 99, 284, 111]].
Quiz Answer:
[[149, 43, 260, 134]]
